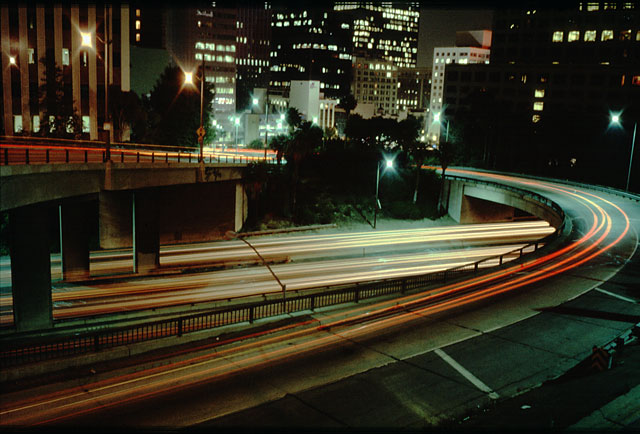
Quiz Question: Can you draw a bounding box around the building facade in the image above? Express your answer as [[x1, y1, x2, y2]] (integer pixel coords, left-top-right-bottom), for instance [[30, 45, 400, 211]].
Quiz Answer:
[[269, 5, 353, 99], [334, 2, 420, 69], [351, 55, 399, 117], [1, 4, 130, 140], [236, 4, 272, 112], [166, 6, 238, 143], [442, 3, 639, 188], [397, 66, 430, 112], [427, 30, 491, 143]]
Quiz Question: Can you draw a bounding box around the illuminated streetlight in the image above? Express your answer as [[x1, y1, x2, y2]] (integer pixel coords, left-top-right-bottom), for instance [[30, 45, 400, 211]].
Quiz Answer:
[[9, 56, 16, 65], [610, 112, 637, 191], [184, 71, 193, 85], [374, 157, 395, 229], [79, 24, 112, 161]]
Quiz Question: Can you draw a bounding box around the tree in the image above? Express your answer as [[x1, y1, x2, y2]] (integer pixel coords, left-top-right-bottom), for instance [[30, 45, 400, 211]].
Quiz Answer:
[[436, 140, 457, 214], [147, 65, 214, 148], [397, 115, 427, 203], [247, 138, 264, 150], [286, 120, 323, 214], [285, 107, 303, 133], [269, 134, 289, 165], [338, 93, 357, 118], [109, 86, 147, 142], [37, 61, 83, 138]]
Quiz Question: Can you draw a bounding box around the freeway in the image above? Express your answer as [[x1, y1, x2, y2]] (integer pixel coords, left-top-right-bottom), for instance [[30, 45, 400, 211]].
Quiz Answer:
[[0, 221, 553, 323], [0, 169, 638, 428]]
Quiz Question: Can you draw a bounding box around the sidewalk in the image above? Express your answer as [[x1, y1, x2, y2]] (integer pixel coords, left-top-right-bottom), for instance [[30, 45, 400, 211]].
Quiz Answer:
[[455, 334, 640, 431]]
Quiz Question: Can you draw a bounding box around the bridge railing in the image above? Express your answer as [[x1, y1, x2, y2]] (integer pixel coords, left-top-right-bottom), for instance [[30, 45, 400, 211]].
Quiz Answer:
[[0, 229, 558, 369], [0, 136, 276, 165]]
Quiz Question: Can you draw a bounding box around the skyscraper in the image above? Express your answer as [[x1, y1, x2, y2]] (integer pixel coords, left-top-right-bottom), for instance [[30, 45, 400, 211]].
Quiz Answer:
[[335, 2, 420, 69], [1, 4, 130, 140], [269, 5, 352, 99], [166, 6, 238, 141], [236, 4, 272, 111]]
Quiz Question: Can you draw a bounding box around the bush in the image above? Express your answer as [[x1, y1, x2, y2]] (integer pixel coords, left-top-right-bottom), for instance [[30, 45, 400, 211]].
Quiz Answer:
[[247, 139, 266, 150]]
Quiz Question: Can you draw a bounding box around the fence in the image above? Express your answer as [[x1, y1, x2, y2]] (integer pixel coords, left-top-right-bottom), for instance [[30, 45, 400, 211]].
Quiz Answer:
[[0, 137, 276, 165], [0, 232, 554, 369]]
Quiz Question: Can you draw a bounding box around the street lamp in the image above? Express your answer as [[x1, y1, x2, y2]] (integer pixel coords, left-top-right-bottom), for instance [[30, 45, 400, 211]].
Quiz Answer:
[[252, 91, 270, 158], [374, 157, 394, 229], [433, 111, 449, 143], [80, 20, 112, 162], [610, 113, 638, 191]]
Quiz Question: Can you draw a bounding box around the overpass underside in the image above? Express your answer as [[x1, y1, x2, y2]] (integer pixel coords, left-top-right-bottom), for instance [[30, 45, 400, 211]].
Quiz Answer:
[[4, 163, 249, 332], [441, 179, 563, 228]]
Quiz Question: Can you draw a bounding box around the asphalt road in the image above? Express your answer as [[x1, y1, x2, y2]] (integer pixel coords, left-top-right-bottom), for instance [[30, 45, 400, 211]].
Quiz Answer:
[[1, 170, 638, 429]]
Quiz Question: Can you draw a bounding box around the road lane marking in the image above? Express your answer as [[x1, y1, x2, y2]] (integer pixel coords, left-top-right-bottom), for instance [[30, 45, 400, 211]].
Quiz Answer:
[[596, 288, 637, 304], [434, 348, 499, 400]]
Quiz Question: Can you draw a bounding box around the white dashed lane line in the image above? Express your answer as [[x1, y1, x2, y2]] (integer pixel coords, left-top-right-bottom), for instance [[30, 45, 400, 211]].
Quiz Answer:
[[595, 287, 638, 304], [434, 348, 500, 400]]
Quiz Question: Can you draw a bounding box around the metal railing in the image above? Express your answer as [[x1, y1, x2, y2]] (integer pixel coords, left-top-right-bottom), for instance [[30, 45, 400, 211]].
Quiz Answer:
[[0, 137, 277, 165], [0, 231, 556, 369]]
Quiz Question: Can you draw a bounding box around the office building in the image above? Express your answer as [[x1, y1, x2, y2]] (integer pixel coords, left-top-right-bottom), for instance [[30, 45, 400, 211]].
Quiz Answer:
[[166, 6, 238, 143], [351, 55, 399, 117], [269, 5, 353, 99], [236, 5, 272, 111], [1, 4, 130, 140], [334, 2, 420, 69], [397, 66, 431, 112], [427, 30, 491, 143]]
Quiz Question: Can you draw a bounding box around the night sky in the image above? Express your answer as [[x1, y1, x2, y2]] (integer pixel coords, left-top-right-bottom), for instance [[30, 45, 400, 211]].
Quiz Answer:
[[418, 8, 495, 67]]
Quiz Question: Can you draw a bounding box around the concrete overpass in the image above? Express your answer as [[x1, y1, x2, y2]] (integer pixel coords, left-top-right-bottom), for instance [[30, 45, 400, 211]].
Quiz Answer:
[[1, 160, 252, 332], [440, 175, 565, 228]]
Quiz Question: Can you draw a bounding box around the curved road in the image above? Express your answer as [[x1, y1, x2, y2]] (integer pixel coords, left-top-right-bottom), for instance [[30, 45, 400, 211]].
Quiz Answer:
[[1, 169, 638, 428]]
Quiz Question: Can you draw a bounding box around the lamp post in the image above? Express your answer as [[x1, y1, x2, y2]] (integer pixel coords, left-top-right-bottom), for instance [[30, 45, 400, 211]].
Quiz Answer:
[[253, 90, 271, 159], [611, 114, 637, 191], [374, 158, 394, 229], [81, 13, 112, 162], [433, 111, 449, 143]]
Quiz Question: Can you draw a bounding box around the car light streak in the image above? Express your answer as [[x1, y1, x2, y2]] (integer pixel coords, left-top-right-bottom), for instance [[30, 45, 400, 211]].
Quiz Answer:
[[0, 170, 633, 427]]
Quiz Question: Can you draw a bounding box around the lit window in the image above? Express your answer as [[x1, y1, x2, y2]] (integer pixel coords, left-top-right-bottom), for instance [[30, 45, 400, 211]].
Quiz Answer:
[[532, 114, 541, 123], [13, 115, 23, 133], [584, 30, 597, 41], [637, 31, 640, 41], [535, 89, 545, 98], [552, 31, 563, 42], [82, 116, 90, 133], [620, 30, 631, 40], [136, 8, 140, 17], [135, 20, 140, 30], [587, 2, 599, 10], [27, 48, 34, 64], [136, 33, 140, 42], [533, 102, 544, 111], [601, 30, 614, 41], [568, 30, 580, 42], [62, 48, 70, 65], [632, 76, 640, 86]]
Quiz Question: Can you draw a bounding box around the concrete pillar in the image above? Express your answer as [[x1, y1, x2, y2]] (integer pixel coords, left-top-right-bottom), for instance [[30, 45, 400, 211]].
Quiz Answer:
[[59, 202, 91, 281], [235, 182, 248, 232], [9, 206, 53, 332], [133, 191, 159, 273], [99, 190, 132, 249]]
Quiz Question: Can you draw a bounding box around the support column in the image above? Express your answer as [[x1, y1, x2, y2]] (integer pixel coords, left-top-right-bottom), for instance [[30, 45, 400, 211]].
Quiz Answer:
[[9, 205, 53, 332], [59, 202, 91, 281], [133, 191, 159, 273], [235, 182, 248, 232]]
